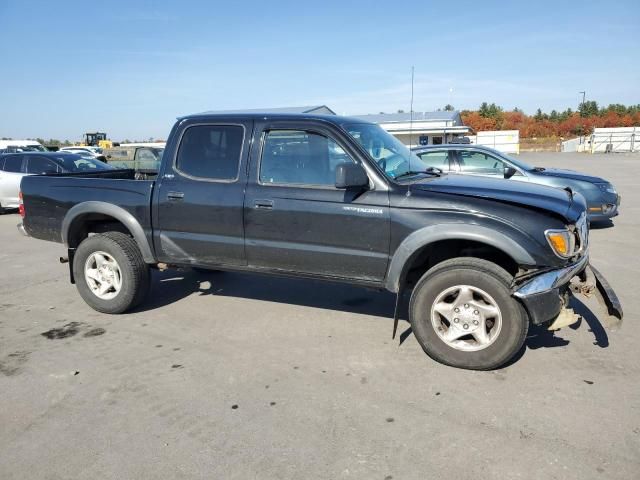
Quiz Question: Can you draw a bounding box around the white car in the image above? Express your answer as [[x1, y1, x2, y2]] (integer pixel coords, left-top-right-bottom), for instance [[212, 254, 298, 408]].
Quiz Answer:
[[0, 152, 114, 212], [0, 139, 47, 153], [59, 146, 104, 157]]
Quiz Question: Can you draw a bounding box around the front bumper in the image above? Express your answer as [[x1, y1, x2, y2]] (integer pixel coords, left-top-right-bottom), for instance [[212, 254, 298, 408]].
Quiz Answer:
[[513, 256, 623, 326], [588, 194, 621, 220]]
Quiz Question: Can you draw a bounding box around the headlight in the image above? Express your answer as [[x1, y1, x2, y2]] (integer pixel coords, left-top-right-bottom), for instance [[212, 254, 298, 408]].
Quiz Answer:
[[596, 183, 617, 195], [545, 229, 576, 258]]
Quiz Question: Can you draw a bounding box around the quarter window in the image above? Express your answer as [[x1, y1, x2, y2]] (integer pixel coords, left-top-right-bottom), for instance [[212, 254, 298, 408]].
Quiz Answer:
[[176, 125, 244, 180], [260, 130, 355, 186]]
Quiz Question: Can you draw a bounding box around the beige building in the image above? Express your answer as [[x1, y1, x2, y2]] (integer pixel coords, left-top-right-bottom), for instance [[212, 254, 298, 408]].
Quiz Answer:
[[353, 111, 471, 147]]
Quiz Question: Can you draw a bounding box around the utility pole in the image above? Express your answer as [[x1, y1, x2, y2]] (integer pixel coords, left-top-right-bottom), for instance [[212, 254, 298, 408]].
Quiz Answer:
[[579, 91, 586, 147], [409, 66, 415, 149]]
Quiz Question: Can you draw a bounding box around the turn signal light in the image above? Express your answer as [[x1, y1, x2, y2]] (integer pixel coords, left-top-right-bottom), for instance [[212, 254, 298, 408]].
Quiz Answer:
[[545, 230, 574, 258]]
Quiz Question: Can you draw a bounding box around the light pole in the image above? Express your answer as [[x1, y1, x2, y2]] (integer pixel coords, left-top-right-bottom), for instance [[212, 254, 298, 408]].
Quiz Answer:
[[579, 91, 586, 146]]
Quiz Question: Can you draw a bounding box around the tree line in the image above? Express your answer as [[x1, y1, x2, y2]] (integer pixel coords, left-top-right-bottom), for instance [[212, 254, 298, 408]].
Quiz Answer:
[[459, 102, 640, 138]]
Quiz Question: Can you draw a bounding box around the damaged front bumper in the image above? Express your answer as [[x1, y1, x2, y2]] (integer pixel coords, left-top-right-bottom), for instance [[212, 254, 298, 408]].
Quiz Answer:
[[513, 255, 623, 328]]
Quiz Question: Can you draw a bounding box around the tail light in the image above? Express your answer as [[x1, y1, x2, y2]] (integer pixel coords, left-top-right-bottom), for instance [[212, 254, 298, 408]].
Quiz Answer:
[[18, 191, 25, 218]]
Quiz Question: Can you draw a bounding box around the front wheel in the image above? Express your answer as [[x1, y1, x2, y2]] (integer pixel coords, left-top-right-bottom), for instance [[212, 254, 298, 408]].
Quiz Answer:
[[73, 232, 150, 314], [409, 258, 528, 370]]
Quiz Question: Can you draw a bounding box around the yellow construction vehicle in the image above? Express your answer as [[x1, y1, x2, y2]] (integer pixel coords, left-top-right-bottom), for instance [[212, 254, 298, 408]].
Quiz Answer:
[[81, 132, 114, 149]]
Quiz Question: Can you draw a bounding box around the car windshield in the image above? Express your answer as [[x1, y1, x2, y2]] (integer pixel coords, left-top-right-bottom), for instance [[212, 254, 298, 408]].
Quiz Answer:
[[52, 155, 114, 172], [344, 123, 437, 180]]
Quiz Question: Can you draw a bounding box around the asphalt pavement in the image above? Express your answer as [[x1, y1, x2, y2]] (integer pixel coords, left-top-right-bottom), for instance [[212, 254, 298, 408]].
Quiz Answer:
[[1, 152, 638, 479]]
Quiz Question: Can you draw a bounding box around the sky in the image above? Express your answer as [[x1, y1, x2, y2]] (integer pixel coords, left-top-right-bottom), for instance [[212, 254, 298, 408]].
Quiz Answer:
[[0, 0, 638, 141]]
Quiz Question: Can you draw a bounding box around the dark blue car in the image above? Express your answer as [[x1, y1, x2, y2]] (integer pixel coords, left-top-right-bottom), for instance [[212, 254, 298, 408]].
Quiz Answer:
[[411, 145, 620, 222]]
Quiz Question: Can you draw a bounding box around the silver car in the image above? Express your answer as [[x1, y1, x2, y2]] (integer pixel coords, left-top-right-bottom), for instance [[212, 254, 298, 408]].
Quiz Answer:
[[0, 152, 114, 212], [412, 145, 620, 222]]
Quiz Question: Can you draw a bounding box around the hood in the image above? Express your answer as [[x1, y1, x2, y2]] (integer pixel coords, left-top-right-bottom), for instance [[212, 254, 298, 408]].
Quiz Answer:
[[410, 173, 584, 222], [533, 167, 606, 184]]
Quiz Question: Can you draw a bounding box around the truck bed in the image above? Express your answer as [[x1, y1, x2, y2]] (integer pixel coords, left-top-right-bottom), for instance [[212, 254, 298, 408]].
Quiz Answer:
[[20, 170, 155, 244]]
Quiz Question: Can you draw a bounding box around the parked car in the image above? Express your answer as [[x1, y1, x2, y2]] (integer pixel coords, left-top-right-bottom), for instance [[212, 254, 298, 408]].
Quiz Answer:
[[0, 140, 47, 154], [59, 146, 107, 162], [0, 152, 114, 212], [103, 146, 164, 179], [412, 144, 620, 222], [18, 112, 622, 370]]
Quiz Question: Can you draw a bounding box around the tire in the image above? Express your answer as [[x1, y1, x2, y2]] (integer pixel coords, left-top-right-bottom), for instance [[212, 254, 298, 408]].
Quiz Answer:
[[73, 232, 150, 314], [409, 258, 528, 370]]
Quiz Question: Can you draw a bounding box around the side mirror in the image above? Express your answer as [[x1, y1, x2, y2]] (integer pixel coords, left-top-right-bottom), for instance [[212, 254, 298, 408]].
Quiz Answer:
[[335, 162, 369, 189], [504, 166, 517, 179]]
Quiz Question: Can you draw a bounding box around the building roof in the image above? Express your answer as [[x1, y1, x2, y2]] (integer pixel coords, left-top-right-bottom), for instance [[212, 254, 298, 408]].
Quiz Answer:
[[353, 111, 464, 125], [196, 105, 336, 115]]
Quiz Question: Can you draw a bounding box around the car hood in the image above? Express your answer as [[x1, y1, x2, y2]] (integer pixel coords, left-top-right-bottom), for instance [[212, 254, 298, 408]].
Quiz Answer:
[[409, 173, 583, 222], [533, 168, 606, 184]]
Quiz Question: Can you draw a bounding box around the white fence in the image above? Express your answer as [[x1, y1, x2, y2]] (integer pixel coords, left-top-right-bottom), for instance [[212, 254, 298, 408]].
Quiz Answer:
[[589, 127, 639, 153], [468, 130, 520, 154]]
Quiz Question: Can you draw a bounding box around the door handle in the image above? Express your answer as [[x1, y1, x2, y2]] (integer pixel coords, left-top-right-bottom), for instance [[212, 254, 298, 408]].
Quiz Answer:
[[167, 191, 184, 200], [254, 199, 274, 210]]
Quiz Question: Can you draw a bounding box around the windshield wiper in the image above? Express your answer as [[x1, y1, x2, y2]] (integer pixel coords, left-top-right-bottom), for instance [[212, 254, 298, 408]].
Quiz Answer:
[[394, 167, 442, 180]]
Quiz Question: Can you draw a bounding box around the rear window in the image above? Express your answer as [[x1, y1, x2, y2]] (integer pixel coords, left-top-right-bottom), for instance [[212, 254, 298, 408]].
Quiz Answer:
[[3, 156, 23, 173], [176, 125, 244, 180]]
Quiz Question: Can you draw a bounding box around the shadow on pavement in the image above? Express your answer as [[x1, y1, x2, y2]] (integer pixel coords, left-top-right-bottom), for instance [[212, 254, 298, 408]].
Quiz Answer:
[[589, 219, 615, 229], [134, 268, 611, 367], [135, 268, 397, 319]]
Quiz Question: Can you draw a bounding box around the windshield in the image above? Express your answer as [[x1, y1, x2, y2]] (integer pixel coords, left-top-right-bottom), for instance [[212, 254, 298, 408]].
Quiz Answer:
[[53, 155, 114, 172], [344, 123, 435, 180]]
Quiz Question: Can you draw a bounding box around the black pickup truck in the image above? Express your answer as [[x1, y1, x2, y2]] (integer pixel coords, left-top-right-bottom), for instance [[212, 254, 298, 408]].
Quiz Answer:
[[18, 111, 622, 369]]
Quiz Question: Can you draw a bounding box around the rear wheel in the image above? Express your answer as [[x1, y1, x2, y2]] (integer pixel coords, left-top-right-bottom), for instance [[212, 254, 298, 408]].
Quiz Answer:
[[73, 232, 150, 313], [409, 258, 528, 370]]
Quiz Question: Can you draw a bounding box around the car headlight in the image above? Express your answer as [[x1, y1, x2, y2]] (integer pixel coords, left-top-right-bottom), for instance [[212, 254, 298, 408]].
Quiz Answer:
[[545, 229, 576, 258], [596, 183, 617, 195]]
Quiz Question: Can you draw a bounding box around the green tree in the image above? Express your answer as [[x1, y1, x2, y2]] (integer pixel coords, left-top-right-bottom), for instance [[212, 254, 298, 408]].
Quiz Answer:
[[443, 104, 455, 111], [579, 100, 598, 117]]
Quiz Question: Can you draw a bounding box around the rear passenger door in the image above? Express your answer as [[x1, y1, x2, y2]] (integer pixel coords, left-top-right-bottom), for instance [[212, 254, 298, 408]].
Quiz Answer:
[[154, 119, 253, 266], [243, 121, 390, 281], [0, 155, 26, 208]]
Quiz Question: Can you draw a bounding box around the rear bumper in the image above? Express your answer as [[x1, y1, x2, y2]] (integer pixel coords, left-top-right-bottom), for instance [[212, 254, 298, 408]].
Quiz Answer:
[[17, 222, 28, 237]]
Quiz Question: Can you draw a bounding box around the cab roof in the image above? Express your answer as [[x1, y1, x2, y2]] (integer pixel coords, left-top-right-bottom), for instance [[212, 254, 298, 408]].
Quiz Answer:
[[178, 111, 375, 127]]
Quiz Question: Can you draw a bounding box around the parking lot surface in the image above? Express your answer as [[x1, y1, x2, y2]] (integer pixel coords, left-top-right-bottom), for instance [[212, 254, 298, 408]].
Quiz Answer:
[[1, 152, 639, 479]]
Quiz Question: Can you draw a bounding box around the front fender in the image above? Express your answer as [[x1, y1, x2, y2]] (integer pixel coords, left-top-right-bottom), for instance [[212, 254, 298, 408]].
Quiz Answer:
[[384, 223, 536, 292], [62, 201, 156, 263]]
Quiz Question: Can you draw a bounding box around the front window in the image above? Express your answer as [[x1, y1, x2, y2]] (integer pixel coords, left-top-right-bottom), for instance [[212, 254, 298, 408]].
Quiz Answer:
[[457, 151, 506, 176], [344, 123, 435, 180], [260, 130, 355, 186], [415, 150, 450, 171]]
